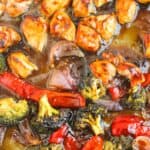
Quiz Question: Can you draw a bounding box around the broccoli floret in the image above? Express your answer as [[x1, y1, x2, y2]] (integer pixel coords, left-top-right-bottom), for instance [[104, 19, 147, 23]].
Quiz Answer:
[[110, 135, 133, 150], [81, 77, 106, 101], [0, 97, 29, 126], [123, 86, 147, 110], [37, 95, 59, 122], [74, 103, 107, 135], [0, 54, 7, 72]]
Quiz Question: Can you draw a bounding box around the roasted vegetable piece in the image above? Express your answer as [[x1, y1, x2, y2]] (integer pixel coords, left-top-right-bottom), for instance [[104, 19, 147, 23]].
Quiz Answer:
[[4, 0, 33, 17], [37, 95, 59, 121], [111, 114, 150, 137], [49, 124, 68, 144], [64, 134, 80, 150], [94, 0, 113, 7], [21, 16, 47, 52], [81, 77, 106, 101], [0, 72, 85, 108], [0, 97, 29, 126], [82, 136, 103, 150], [50, 10, 76, 41], [90, 60, 116, 84], [74, 104, 107, 135], [7, 51, 38, 78], [143, 33, 150, 58], [76, 23, 101, 52], [0, 26, 21, 53], [142, 73, 150, 87], [116, 0, 139, 24], [117, 62, 145, 87], [72, 0, 96, 17], [132, 136, 150, 150], [0, 54, 6, 72], [123, 86, 147, 110], [40, 0, 71, 18], [109, 135, 133, 150]]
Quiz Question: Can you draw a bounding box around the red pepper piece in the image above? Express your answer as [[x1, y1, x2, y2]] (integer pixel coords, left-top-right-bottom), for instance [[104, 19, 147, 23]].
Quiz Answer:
[[49, 125, 68, 144], [64, 134, 80, 150], [0, 72, 85, 108], [108, 86, 125, 101], [82, 136, 103, 150], [111, 115, 150, 137], [142, 73, 150, 87]]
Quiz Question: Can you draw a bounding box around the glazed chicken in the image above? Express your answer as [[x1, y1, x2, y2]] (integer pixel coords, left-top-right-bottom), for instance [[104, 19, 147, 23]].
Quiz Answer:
[[40, 0, 71, 18], [116, 0, 139, 24], [2, 0, 33, 17], [81, 13, 120, 41], [72, 0, 96, 17], [49, 10, 76, 41], [76, 23, 101, 52], [7, 51, 38, 78], [21, 16, 47, 52], [0, 26, 21, 53]]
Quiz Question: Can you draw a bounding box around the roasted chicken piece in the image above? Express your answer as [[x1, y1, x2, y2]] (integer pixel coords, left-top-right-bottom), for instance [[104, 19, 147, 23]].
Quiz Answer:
[[7, 51, 38, 78], [94, 0, 112, 7], [76, 23, 101, 52], [0, 26, 21, 53], [21, 16, 47, 52], [72, 0, 96, 17], [0, 2, 5, 16], [40, 0, 71, 18], [50, 10, 76, 41], [117, 62, 145, 87], [3, 0, 33, 17], [116, 0, 139, 24], [137, 0, 150, 3], [143, 33, 150, 58], [81, 14, 120, 41], [90, 60, 116, 84]]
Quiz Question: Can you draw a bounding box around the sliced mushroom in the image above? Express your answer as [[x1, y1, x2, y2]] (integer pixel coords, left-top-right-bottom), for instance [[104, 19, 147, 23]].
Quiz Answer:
[[4, 0, 33, 17], [21, 15, 47, 52], [0, 26, 21, 53], [76, 23, 101, 52], [50, 10, 76, 41], [49, 40, 84, 66], [116, 0, 139, 24], [7, 51, 38, 78]]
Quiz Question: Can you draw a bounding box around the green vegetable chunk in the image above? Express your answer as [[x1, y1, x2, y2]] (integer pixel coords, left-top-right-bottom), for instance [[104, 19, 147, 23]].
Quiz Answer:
[[0, 54, 6, 72], [0, 97, 29, 126]]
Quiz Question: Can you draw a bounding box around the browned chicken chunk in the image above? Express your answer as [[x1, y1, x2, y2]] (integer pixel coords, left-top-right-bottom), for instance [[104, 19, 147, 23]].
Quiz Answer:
[[116, 0, 139, 24], [76, 23, 101, 52], [72, 0, 96, 17], [49, 10, 76, 41], [40, 0, 71, 18], [3, 0, 33, 17], [7, 51, 38, 78], [21, 16, 47, 52], [0, 26, 21, 53]]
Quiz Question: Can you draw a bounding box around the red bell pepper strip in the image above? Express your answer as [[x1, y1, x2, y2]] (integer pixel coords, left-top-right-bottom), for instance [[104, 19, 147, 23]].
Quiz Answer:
[[82, 136, 103, 150], [108, 86, 125, 101], [49, 124, 68, 144], [142, 73, 150, 87], [0, 72, 85, 108], [111, 115, 150, 137], [64, 134, 80, 150]]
